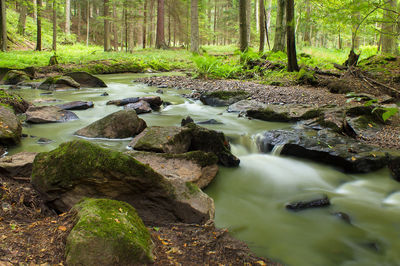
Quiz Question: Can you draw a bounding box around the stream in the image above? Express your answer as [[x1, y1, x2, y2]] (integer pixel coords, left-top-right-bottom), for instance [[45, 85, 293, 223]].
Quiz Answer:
[[7, 73, 400, 266]]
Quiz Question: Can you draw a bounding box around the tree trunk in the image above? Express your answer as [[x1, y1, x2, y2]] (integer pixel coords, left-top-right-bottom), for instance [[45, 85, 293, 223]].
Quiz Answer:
[[148, 0, 154, 47], [246, 0, 251, 44], [272, 0, 285, 52], [112, 1, 118, 50], [258, 0, 265, 52], [65, 0, 70, 34], [77, 2, 81, 40], [286, 0, 299, 72], [33, 0, 37, 19], [0, 0, 6, 52], [155, 0, 166, 48], [303, 0, 311, 46], [18, 1, 28, 36], [52, 0, 57, 51], [143, 0, 147, 48], [239, 0, 248, 52], [86, 0, 90, 46], [381, 0, 396, 54], [36, 0, 42, 51], [104, 0, 110, 51], [213, 0, 217, 45], [190, 0, 199, 53]]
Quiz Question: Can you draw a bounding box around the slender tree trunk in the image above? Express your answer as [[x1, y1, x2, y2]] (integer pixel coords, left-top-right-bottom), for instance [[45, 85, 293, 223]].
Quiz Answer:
[[0, 0, 6, 52], [246, 0, 251, 44], [148, 0, 154, 47], [86, 0, 90, 46], [36, 0, 42, 51], [18, 1, 28, 36], [112, 1, 118, 50], [258, 0, 265, 52], [168, 1, 171, 46], [272, 0, 285, 52], [77, 2, 81, 40], [286, 0, 299, 72], [190, 0, 199, 53], [381, 0, 396, 53], [156, 0, 166, 48], [213, 0, 217, 45], [33, 0, 37, 19], [52, 0, 57, 51], [143, 0, 147, 48], [303, 0, 311, 46], [239, 0, 248, 52], [104, 0, 110, 51], [65, 0, 70, 34]]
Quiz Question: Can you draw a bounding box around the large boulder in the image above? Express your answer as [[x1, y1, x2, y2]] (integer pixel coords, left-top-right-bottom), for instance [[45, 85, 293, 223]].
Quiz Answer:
[[25, 106, 79, 123], [38, 76, 80, 90], [56, 101, 94, 110], [246, 104, 323, 122], [31, 140, 214, 225], [0, 152, 37, 177], [66, 198, 154, 265], [127, 151, 219, 189], [130, 126, 192, 153], [65, 72, 107, 88], [227, 99, 266, 113], [75, 110, 146, 139], [256, 129, 399, 173], [0, 106, 22, 145], [0, 89, 30, 114], [107, 96, 163, 109], [107, 97, 140, 106], [200, 90, 250, 107], [124, 100, 152, 114], [2, 70, 30, 85]]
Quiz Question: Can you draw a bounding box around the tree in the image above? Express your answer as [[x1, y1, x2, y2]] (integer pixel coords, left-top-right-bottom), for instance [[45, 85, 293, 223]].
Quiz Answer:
[[104, 0, 111, 51], [381, 0, 397, 53], [52, 0, 57, 51], [272, 0, 285, 52], [239, 0, 248, 52], [191, 0, 199, 53], [156, 0, 167, 48], [143, 0, 147, 48], [303, 0, 311, 46], [65, 0, 71, 34], [286, 0, 299, 72], [36, 0, 42, 51], [18, 1, 28, 36], [258, 0, 265, 52], [0, 0, 6, 52]]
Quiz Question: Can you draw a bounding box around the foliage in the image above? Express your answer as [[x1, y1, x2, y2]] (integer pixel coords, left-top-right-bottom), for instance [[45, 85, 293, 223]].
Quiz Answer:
[[191, 54, 240, 79]]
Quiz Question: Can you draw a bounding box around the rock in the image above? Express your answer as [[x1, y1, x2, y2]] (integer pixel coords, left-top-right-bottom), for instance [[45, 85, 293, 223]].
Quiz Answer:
[[200, 90, 250, 107], [65, 72, 107, 88], [8, 85, 20, 90], [314, 107, 346, 133], [0, 106, 22, 145], [66, 198, 154, 265], [227, 100, 266, 113], [127, 151, 219, 189], [124, 100, 152, 114], [0, 152, 37, 177], [185, 123, 240, 167], [246, 104, 323, 122], [156, 89, 164, 94], [25, 106, 79, 123], [107, 96, 163, 109], [107, 97, 140, 106], [2, 70, 30, 85], [327, 79, 352, 94], [100, 92, 109, 96], [181, 116, 194, 126], [388, 157, 400, 182], [75, 110, 146, 139], [0, 89, 30, 114], [56, 101, 94, 110], [32, 98, 59, 104], [139, 96, 163, 109], [197, 119, 223, 125], [333, 212, 352, 224], [40, 92, 53, 95], [256, 129, 398, 173], [31, 140, 214, 224], [286, 195, 330, 211], [130, 126, 192, 153], [37, 138, 53, 144], [38, 76, 80, 90]]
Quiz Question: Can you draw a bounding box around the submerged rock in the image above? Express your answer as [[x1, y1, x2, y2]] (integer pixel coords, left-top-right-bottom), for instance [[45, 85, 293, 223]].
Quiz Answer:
[[0, 151, 37, 177], [37, 137, 54, 144], [197, 119, 223, 125], [65, 71, 107, 88], [56, 101, 94, 110], [286, 195, 330, 211], [200, 90, 250, 107], [256, 129, 398, 173], [66, 198, 154, 265], [127, 151, 219, 189], [31, 140, 214, 225], [38, 76, 80, 90], [25, 106, 79, 123], [0, 106, 22, 145], [107, 96, 163, 109], [75, 110, 146, 139], [124, 100, 152, 114], [2, 70, 30, 85]]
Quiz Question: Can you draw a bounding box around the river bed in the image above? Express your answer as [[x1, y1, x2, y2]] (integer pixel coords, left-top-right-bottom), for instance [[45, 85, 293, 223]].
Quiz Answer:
[[6, 73, 400, 266]]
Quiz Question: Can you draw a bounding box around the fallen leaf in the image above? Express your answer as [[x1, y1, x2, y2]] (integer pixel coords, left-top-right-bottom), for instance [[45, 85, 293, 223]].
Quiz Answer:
[[119, 208, 123, 212], [58, 226, 67, 231], [115, 218, 120, 223], [351, 156, 356, 161], [256, 261, 267, 266]]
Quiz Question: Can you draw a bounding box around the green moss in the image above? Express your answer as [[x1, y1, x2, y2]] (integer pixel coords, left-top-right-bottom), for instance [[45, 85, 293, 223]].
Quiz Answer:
[[297, 68, 317, 85], [66, 198, 153, 265], [185, 182, 200, 195], [247, 108, 291, 122], [206, 90, 249, 100]]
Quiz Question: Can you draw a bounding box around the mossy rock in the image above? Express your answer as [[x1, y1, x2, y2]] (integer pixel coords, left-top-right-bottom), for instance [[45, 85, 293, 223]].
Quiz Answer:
[[246, 104, 322, 122], [0, 106, 22, 145], [65, 72, 107, 88], [31, 140, 214, 224], [0, 89, 30, 113], [200, 90, 250, 107], [2, 70, 30, 85], [66, 198, 154, 266], [130, 126, 192, 153], [38, 75, 80, 90], [297, 69, 318, 86], [75, 110, 146, 139]]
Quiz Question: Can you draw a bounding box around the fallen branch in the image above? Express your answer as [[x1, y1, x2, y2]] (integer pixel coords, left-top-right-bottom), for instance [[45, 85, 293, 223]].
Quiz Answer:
[[362, 75, 400, 98], [333, 63, 348, 71]]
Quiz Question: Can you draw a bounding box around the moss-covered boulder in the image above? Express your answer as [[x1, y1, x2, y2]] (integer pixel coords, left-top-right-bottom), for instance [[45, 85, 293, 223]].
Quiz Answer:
[[126, 151, 219, 189], [246, 104, 323, 122], [65, 72, 107, 88], [130, 126, 192, 153], [75, 110, 146, 139], [38, 76, 80, 90], [200, 90, 250, 107], [2, 70, 30, 85], [31, 140, 214, 225], [66, 198, 154, 266], [0, 89, 30, 114], [25, 106, 79, 123], [0, 106, 22, 145]]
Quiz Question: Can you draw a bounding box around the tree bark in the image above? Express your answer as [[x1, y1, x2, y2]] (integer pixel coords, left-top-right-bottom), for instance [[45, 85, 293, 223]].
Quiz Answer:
[[33, 0, 37, 19], [155, 0, 166, 48], [104, 0, 110, 51], [86, 0, 90, 46], [143, 0, 147, 48], [0, 0, 6, 51], [246, 0, 251, 44], [258, 0, 265, 52], [18, 1, 28, 36], [239, 0, 248, 52], [286, 0, 299, 72], [36, 0, 42, 51], [52, 0, 57, 51], [190, 0, 199, 53], [65, 0, 71, 34], [272, 0, 285, 52], [381, 0, 396, 53], [303, 0, 311, 46], [112, 1, 118, 50]]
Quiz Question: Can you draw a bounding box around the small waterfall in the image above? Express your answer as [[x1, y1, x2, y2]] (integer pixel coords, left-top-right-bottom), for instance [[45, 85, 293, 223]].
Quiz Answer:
[[271, 144, 285, 156]]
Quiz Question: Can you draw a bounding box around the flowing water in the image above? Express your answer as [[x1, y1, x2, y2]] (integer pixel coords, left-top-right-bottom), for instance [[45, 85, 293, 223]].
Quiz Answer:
[[6, 73, 400, 266]]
